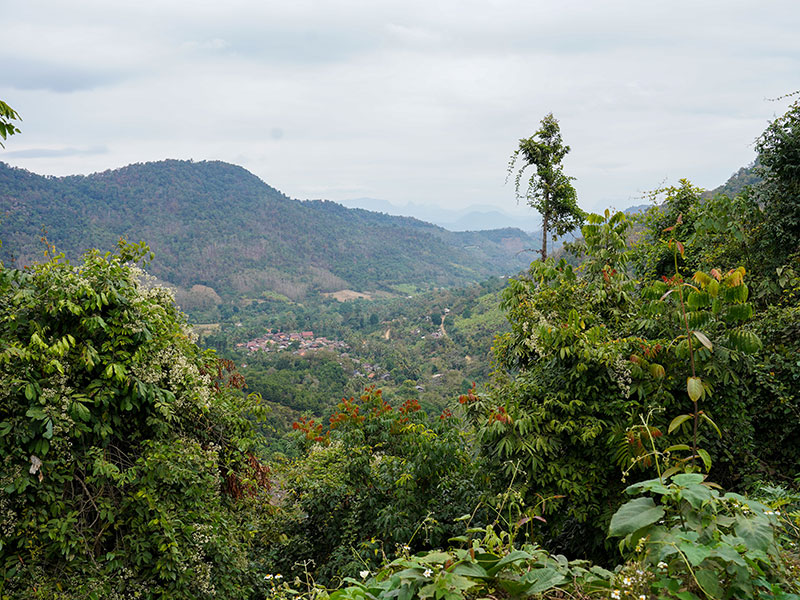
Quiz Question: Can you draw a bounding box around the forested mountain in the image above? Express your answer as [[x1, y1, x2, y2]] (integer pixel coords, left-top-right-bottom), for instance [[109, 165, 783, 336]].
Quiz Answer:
[[707, 161, 761, 198], [0, 159, 541, 300]]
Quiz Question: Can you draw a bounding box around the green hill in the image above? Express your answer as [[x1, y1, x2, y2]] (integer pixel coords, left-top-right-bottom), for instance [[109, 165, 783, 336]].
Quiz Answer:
[[0, 159, 540, 300]]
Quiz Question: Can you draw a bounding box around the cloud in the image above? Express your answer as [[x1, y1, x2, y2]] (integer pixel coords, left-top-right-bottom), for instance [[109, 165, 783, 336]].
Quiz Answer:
[[4, 146, 108, 159], [3, 58, 123, 93], [1, 0, 798, 215]]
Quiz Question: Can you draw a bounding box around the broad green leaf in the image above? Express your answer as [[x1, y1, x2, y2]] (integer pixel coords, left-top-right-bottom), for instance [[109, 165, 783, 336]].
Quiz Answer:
[[680, 483, 713, 509], [671, 473, 705, 486], [394, 568, 427, 581], [661, 465, 682, 480], [687, 377, 703, 402], [695, 569, 723, 599], [420, 551, 451, 564], [678, 541, 711, 566], [625, 477, 670, 496], [521, 567, 567, 593], [608, 497, 665, 537], [496, 579, 532, 596], [70, 401, 92, 422], [710, 544, 746, 567], [450, 561, 487, 578], [734, 517, 773, 553], [487, 549, 534, 576], [25, 407, 46, 420], [669, 414, 692, 434], [649, 363, 666, 379], [664, 444, 691, 453]]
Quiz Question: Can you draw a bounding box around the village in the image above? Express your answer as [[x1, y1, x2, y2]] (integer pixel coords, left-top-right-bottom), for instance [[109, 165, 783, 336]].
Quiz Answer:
[[234, 330, 348, 355]]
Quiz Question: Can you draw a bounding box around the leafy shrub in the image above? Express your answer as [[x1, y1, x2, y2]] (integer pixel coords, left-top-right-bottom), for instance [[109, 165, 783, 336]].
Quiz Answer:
[[267, 387, 489, 583], [466, 209, 791, 559], [0, 241, 271, 598], [610, 473, 800, 599]]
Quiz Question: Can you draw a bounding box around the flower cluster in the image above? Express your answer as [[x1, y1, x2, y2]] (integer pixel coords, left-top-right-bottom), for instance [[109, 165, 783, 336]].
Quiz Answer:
[[609, 356, 633, 398], [488, 406, 511, 424], [607, 562, 653, 600]]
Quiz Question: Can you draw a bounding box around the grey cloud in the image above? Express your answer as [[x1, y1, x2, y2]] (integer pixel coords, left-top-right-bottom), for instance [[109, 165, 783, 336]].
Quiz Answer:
[[4, 146, 108, 159]]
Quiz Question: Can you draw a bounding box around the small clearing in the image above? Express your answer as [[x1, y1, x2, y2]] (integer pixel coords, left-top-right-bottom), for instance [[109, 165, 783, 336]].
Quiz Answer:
[[326, 290, 373, 302]]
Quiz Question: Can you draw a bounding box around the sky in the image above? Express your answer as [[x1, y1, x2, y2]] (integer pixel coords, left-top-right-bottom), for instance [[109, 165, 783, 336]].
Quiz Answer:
[[2, 0, 799, 219]]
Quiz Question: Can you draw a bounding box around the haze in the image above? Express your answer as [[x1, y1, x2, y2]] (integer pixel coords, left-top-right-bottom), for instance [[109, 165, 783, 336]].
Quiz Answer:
[[2, 0, 798, 222]]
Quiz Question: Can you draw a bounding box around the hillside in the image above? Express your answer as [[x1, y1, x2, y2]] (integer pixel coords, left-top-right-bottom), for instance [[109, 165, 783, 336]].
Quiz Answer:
[[0, 160, 540, 301]]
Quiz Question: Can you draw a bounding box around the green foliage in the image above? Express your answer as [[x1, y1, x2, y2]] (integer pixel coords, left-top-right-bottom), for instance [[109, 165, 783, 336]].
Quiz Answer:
[[610, 473, 800, 599], [268, 387, 488, 584], [0, 100, 21, 148], [508, 113, 585, 260], [328, 537, 613, 600], [466, 207, 793, 559], [212, 277, 508, 436], [0, 240, 271, 598], [631, 180, 706, 280], [755, 95, 800, 268]]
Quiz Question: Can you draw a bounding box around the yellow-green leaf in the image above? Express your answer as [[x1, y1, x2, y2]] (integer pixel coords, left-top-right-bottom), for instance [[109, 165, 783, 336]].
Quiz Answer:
[[687, 377, 703, 402], [669, 414, 692, 434], [700, 412, 722, 438], [692, 331, 713, 352], [697, 448, 712, 471]]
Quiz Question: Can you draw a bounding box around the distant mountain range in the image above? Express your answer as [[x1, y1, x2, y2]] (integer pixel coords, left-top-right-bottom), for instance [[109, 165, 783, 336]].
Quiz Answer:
[[337, 197, 543, 232], [0, 160, 543, 304]]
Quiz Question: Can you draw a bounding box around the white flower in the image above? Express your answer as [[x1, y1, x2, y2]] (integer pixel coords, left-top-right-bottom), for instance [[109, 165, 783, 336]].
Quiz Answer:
[[657, 561, 668, 569], [639, 595, 646, 600], [275, 574, 283, 580], [623, 576, 632, 586], [264, 574, 273, 580], [423, 568, 433, 578], [611, 590, 621, 600], [360, 570, 370, 579]]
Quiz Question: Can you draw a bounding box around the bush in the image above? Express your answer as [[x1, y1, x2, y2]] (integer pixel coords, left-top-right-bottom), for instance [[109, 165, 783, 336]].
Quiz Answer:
[[0, 241, 270, 599], [465, 210, 791, 559], [267, 387, 489, 583]]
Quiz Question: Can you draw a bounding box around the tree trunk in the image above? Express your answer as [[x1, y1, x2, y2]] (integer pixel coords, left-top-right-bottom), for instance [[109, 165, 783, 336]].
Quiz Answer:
[[541, 211, 549, 260]]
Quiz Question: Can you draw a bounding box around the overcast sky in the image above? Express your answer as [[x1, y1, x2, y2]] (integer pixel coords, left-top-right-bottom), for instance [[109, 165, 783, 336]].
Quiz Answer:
[[2, 0, 798, 216]]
